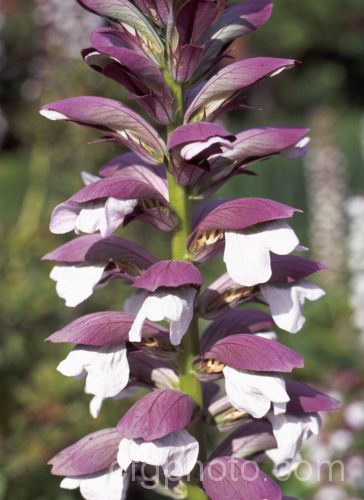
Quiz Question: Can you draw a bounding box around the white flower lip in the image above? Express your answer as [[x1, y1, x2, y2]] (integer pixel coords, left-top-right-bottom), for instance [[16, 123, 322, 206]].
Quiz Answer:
[[57, 343, 130, 418], [117, 429, 199, 477], [223, 366, 290, 419], [261, 279, 325, 333], [61, 467, 128, 500], [223, 220, 299, 287], [128, 287, 196, 346], [266, 413, 321, 478], [50, 264, 106, 307], [39, 109, 67, 120]]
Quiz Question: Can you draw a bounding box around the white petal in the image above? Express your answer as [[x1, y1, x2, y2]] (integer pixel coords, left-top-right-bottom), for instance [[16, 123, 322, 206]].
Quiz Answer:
[[50, 264, 106, 307], [255, 331, 277, 341], [84, 344, 130, 418], [128, 297, 152, 342], [117, 431, 198, 478], [151, 367, 180, 390], [118, 437, 170, 471], [180, 136, 232, 161], [267, 413, 321, 477], [39, 109, 67, 120], [223, 366, 289, 419], [75, 202, 105, 234], [224, 221, 299, 287], [251, 220, 299, 256], [61, 477, 81, 490], [57, 346, 98, 378], [50, 203, 79, 234], [58, 344, 129, 418], [117, 439, 134, 471], [81, 171, 101, 185], [163, 430, 199, 477], [224, 230, 272, 286], [124, 290, 148, 315], [261, 280, 325, 333], [101, 198, 138, 237], [167, 288, 196, 346], [79, 469, 128, 500]]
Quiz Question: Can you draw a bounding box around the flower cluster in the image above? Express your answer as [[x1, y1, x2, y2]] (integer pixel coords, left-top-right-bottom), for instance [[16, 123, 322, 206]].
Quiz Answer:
[[41, 1, 337, 499]]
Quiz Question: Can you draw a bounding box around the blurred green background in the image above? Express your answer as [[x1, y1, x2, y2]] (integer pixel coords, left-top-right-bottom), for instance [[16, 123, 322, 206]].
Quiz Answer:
[[1, 0, 364, 499]]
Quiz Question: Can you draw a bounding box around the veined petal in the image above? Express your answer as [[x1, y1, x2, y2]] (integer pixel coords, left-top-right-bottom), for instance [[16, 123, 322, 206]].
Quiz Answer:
[[50, 264, 106, 307], [185, 58, 295, 122], [261, 279, 325, 333], [61, 468, 128, 500], [77, 0, 164, 63], [223, 366, 289, 419], [117, 390, 195, 441], [40, 97, 166, 164], [49, 428, 121, 476], [203, 456, 282, 500], [266, 413, 321, 478]]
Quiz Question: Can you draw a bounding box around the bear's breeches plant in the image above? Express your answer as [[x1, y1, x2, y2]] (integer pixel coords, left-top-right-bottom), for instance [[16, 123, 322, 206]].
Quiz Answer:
[[40, 1, 338, 499]]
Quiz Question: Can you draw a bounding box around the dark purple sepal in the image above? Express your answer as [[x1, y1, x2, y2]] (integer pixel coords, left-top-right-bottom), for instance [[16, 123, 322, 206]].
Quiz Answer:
[[200, 0, 273, 67], [210, 419, 276, 460], [70, 176, 165, 205], [203, 456, 282, 500], [203, 334, 304, 372], [200, 309, 273, 352], [134, 0, 171, 26], [47, 311, 167, 345], [40, 96, 166, 164], [98, 152, 151, 177], [76, 0, 164, 63], [270, 255, 327, 285], [49, 428, 120, 476], [127, 351, 177, 388], [42, 235, 157, 279], [168, 122, 235, 150], [133, 259, 203, 291], [170, 44, 205, 83], [185, 58, 296, 122], [285, 380, 339, 414], [117, 389, 195, 441]]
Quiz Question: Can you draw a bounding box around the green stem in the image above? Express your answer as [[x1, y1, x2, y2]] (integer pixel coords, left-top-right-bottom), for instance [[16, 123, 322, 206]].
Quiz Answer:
[[165, 76, 207, 500]]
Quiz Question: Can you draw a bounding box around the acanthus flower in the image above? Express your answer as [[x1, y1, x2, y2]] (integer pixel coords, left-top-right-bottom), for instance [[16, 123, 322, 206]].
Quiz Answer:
[[43, 234, 157, 306], [48, 311, 168, 417], [126, 260, 202, 345], [198, 254, 325, 333], [188, 197, 301, 286], [117, 390, 199, 476], [49, 427, 128, 500], [49, 161, 173, 237], [200, 333, 304, 418]]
